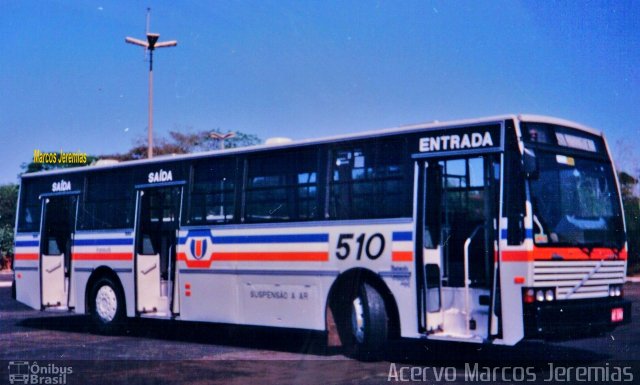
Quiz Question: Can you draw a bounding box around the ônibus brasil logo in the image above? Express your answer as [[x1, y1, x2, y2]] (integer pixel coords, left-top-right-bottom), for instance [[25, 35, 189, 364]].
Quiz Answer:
[[8, 361, 73, 384]]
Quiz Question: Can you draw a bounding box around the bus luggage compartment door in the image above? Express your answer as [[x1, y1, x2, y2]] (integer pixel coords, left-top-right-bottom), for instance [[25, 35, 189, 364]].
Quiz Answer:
[[136, 253, 161, 313], [41, 253, 66, 307]]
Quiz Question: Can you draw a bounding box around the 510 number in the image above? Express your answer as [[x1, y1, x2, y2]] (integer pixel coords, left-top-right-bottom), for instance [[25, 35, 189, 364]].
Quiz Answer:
[[335, 233, 386, 260]]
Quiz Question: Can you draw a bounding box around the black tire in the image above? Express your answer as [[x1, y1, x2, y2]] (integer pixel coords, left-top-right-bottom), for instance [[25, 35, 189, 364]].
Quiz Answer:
[[89, 276, 126, 334], [340, 282, 388, 361]]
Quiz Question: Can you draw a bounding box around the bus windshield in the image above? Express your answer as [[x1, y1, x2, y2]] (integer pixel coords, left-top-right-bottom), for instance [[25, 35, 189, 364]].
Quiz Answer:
[[529, 151, 624, 248]]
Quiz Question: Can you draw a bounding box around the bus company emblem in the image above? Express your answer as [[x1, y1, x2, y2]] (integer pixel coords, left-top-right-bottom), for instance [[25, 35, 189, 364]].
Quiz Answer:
[[189, 238, 209, 260], [52, 179, 71, 192], [148, 169, 173, 183], [419, 131, 494, 152]]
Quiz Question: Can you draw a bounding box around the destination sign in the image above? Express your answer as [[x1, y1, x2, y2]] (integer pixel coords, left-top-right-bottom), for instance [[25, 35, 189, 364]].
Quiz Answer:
[[413, 124, 502, 156]]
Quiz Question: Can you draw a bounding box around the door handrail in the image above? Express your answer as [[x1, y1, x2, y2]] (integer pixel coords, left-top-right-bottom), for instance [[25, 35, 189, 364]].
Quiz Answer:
[[464, 225, 483, 335]]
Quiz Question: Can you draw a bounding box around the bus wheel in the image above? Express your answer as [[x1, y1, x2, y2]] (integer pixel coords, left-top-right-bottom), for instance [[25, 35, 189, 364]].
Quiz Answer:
[[90, 276, 125, 334], [343, 282, 388, 360]]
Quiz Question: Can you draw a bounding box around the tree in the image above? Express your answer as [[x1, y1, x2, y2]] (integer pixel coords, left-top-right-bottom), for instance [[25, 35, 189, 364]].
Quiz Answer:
[[0, 184, 18, 257], [619, 171, 640, 274], [21, 154, 98, 174], [101, 128, 261, 161]]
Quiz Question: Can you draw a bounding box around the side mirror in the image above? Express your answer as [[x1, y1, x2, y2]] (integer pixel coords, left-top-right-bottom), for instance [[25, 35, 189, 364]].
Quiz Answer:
[[523, 148, 538, 179]]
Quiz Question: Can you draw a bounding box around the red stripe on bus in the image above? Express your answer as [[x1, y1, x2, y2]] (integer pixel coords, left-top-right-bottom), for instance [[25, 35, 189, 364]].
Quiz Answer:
[[533, 247, 626, 261], [72, 253, 133, 261], [501, 251, 531, 262], [177, 251, 329, 268], [501, 247, 626, 262], [213, 252, 329, 261], [14, 253, 39, 260], [392, 251, 413, 262]]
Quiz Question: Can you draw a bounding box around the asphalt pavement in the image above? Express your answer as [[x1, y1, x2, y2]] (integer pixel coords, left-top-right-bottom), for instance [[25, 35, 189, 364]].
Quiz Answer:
[[1, 271, 638, 384]]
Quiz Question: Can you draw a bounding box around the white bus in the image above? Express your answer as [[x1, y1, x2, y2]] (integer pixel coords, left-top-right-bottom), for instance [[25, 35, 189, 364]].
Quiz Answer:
[[13, 114, 630, 359]]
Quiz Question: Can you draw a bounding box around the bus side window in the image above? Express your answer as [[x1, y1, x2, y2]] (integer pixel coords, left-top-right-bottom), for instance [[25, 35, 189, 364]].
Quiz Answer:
[[504, 121, 526, 245], [329, 139, 409, 220], [424, 162, 442, 249]]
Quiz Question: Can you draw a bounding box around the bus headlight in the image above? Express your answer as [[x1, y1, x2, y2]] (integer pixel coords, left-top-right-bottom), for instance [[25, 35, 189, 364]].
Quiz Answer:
[[545, 289, 555, 302], [609, 285, 623, 297], [523, 287, 556, 304]]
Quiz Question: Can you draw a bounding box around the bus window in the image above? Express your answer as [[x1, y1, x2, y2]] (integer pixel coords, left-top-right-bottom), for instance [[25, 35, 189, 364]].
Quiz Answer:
[[245, 149, 319, 222], [187, 158, 237, 225], [329, 139, 409, 220]]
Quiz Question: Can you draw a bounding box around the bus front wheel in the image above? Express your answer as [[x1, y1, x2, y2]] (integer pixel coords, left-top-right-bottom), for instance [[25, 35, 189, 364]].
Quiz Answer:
[[341, 282, 388, 360], [90, 276, 125, 334]]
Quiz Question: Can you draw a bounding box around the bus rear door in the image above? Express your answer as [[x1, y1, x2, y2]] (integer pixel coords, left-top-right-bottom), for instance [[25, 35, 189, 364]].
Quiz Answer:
[[134, 185, 182, 317], [40, 194, 78, 310]]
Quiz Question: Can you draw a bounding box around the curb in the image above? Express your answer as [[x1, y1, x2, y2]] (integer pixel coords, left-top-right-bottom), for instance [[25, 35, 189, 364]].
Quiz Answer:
[[625, 276, 640, 283]]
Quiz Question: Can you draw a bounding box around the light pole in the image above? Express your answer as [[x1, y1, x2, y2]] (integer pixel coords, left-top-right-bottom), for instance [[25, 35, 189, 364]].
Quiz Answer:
[[210, 131, 236, 149], [126, 21, 177, 158]]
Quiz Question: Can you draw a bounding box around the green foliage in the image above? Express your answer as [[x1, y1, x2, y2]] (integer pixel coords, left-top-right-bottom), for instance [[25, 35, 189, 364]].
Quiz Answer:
[[619, 172, 640, 274], [21, 154, 99, 174], [103, 129, 262, 161], [0, 184, 18, 257]]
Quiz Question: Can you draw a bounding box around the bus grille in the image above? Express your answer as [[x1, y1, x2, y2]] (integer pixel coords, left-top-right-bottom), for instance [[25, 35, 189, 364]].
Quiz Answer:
[[533, 260, 626, 300]]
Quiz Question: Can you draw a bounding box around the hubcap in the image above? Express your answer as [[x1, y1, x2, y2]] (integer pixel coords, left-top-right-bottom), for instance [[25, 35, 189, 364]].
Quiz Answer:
[[95, 285, 117, 322], [351, 296, 365, 343]]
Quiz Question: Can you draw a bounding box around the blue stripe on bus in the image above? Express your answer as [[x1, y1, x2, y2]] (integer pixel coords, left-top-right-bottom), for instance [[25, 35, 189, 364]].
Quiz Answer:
[[178, 232, 329, 245], [392, 231, 413, 241], [500, 229, 533, 240], [74, 267, 133, 274], [15, 240, 39, 247], [14, 266, 38, 271], [379, 270, 411, 279], [74, 238, 133, 246], [179, 268, 339, 277], [184, 229, 212, 237], [213, 234, 329, 244]]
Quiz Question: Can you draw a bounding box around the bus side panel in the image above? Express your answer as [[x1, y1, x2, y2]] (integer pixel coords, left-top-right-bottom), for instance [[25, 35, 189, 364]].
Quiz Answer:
[[72, 231, 137, 317], [73, 270, 89, 314], [496, 260, 527, 345], [177, 221, 416, 332], [382, 265, 420, 339], [237, 275, 328, 330], [14, 234, 41, 310], [178, 271, 240, 324]]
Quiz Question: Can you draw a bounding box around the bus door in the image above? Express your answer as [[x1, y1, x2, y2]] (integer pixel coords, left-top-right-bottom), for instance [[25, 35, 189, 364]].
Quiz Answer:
[[418, 155, 500, 340], [134, 186, 182, 316], [40, 194, 78, 309]]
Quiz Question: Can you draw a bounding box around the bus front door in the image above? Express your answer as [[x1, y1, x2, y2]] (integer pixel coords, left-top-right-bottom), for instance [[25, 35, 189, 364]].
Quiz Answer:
[[419, 155, 500, 341], [135, 186, 182, 316], [40, 195, 78, 310]]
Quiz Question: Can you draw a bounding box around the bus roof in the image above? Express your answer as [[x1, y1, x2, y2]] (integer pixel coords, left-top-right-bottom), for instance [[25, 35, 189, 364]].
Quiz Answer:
[[21, 114, 601, 179]]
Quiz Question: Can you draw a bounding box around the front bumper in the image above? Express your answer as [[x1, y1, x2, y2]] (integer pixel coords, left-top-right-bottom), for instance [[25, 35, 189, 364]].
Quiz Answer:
[[523, 297, 631, 338]]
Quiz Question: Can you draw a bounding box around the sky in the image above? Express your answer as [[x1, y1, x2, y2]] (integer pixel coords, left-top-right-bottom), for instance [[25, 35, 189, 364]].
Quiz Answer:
[[1, 1, 639, 184]]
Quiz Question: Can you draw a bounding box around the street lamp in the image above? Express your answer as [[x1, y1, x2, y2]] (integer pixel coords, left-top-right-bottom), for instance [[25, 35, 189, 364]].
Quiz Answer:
[[210, 131, 236, 149], [126, 29, 177, 158]]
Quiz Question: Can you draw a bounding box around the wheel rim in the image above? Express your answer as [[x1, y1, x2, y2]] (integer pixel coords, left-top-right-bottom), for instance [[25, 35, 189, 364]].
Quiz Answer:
[[95, 285, 118, 322], [351, 296, 365, 343]]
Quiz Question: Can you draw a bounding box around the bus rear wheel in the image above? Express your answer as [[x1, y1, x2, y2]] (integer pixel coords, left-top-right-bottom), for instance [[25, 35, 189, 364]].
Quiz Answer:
[[90, 276, 125, 334], [340, 282, 388, 360]]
